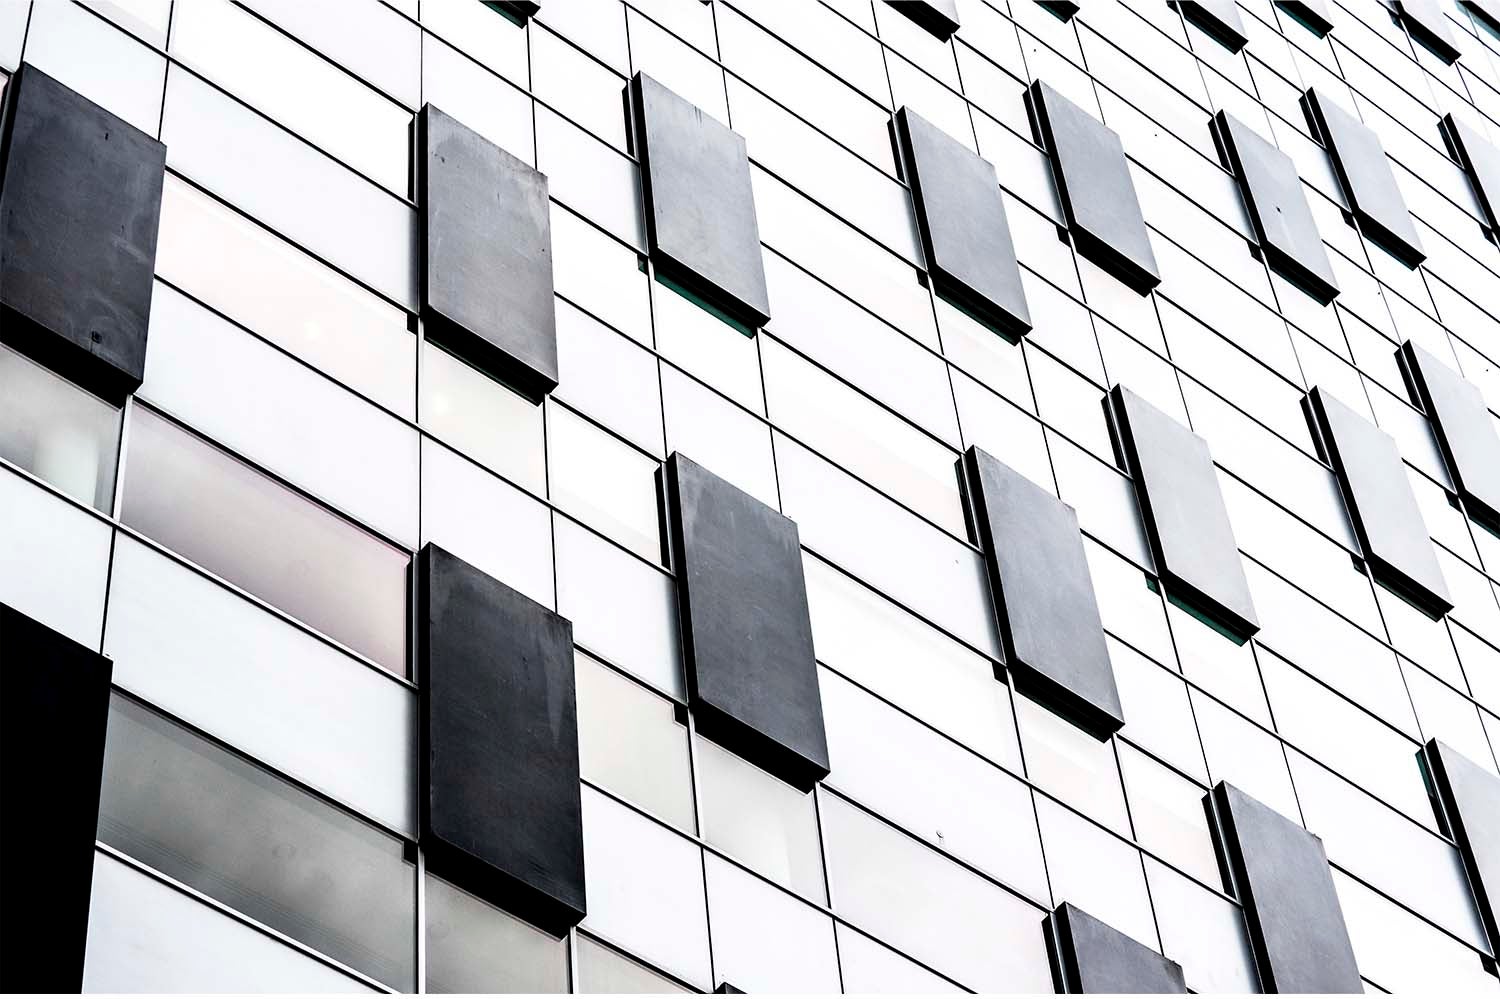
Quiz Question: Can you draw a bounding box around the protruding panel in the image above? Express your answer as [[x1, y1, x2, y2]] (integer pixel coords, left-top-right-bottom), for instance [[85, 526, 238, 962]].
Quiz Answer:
[[1400, 340, 1500, 530], [0, 63, 165, 402], [1425, 739, 1500, 954], [1302, 88, 1425, 267], [1276, 0, 1333, 36], [895, 107, 1030, 336], [1213, 110, 1338, 303], [630, 72, 770, 330], [664, 452, 828, 791], [1175, 0, 1249, 52], [417, 543, 585, 934], [1209, 782, 1361, 994], [1107, 384, 1259, 638], [1397, 0, 1462, 63], [963, 447, 1122, 738], [1039, 1, 1081, 19], [885, 0, 960, 40], [0, 602, 114, 993], [1306, 386, 1452, 617], [1027, 79, 1160, 294], [1045, 902, 1187, 994], [1442, 113, 1500, 233], [489, 1, 541, 22], [420, 104, 558, 402], [1465, 0, 1500, 35]]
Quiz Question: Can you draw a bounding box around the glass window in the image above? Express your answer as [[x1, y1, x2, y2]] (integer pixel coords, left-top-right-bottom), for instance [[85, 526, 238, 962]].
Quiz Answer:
[[551, 205, 653, 347], [554, 300, 663, 456], [546, 403, 662, 563], [660, 366, 778, 510], [240, 0, 420, 109], [1118, 743, 1219, 886], [575, 934, 691, 994], [951, 372, 1054, 495], [536, 104, 646, 250], [419, 340, 546, 495], [703, 855, 842, 993], [1111, 637, 1209, 782], [22, 0, 164, 135], [834, 923, 965, 993], [424, 874, 567, 994], [531, 25, 629, 149], [1015, 691, 1130, 833], [422, 32, 534, 162], [1144, 857, 1260, 993], [1191, 692, 1302, 823], [420, 0, 528, 86], [1037, 796, 1160, 949], [0, 343, 120, 511], [1334, 868, 1497, 994]]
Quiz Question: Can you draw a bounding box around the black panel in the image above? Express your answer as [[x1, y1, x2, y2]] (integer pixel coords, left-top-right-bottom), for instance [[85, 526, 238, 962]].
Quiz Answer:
[[885, 0, 960, 40], [1039, 0, 1081, 19], [1400, 340, 1500, 530], [1397, 0, 1462, 63], [1027, 79, 1160, 294], [417, 544, 585, 933], [1213, 110, 1338, 304], [963, 447, 1122, 738], [0, 63, 165, 403], [1306, 386, 1452, 617], [664, 452, 828, 791], [630, 72, 770, 330], [1442, 112, 1500, 233], [484, 0, 540, 22], [420, 104, 558, 402], [0, 602, 113, 993], [1175, 0, 1249, 52], [1107, 384, 1260, 639], [1424, 739, 1500, 954], [1209, 782, 1361, 994], [895, 107, 1030, 337], [1302, 87, 1426, 267], [1465, 0, 1500, 35], [1045, 902, 1187, 994], [1276, 0, 1334, 36]]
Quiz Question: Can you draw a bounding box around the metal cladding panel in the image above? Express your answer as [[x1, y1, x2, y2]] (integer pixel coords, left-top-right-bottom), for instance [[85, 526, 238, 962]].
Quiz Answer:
[[1108, 384, 1260, 638], [420, 104, 558, 402], [1045, 902, 1187, 994], [896, 106, 1030, 336], [1214, 110, 1338, 303], [630, 72, 770, 330], [1210, 782, 1361, 994], [0, 63, 165, 402], [0, 602, 114, 993], [1443, 112, 1500, 233], [1302, 88, 1426, 267], [1276, 0, 1334, 36], [1307, 386, 1453, 617], [665, 452, 829, 791], [1397, 0, 1462, 63], [963, 447, 1122, 739], [1465, 0, 1500, 35], [885, 0, 960, 40], [1401, 340, 1500, 529], [1425, 739, 1500, 954], [1177, 0, 1249, 51], [417, 544, 585, 933], [1027, 79, 1160, 294], [1039, 0, 1081, 19]]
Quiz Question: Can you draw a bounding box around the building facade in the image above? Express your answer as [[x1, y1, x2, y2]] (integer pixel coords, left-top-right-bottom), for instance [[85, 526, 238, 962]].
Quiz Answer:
[[6, 0, 1500, 992]]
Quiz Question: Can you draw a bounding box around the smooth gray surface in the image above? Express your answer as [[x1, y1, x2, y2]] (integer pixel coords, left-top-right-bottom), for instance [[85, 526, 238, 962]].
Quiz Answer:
[[1214, 109, 1338, 303], [1443, 112, 1500, 232], [1303, 87, 1425, 267], [885, 0, 959, 39], [1045, 902, 1186, 994], [665, 452, 828, 791], [963, 447, 1122, 738], [1276, 0, 1333, 35], [1307, 386, 1452, 617], [896, 107, 1030, 336], [1108, 384, 1259, 638], [1176, 0, 1249, 51], [1425, 740, 1500, 955], [631, 72, 771, 329], [1401, 340, 1500, 529], [420, 103, 558, 402], [1397, 0, 1461, 62], [1210, 782, 1360, 993], [1027, 79, 1160, 294]]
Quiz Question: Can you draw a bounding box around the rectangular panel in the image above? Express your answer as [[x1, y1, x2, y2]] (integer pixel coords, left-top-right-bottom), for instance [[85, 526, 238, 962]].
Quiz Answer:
[[665, 452, 828, 790], [0, 64, 164, 401], [0, 465, 112, 648], [1209, 781, 1361, 993], [1443, 113, 1500, 233], [1276, 0, 1333, 36], [1108, 384, 1259, 638], [963, 447, 1123, 738], [1176, 1, 1248, 51], [420, 104, 558, 401], [1027, 79, 1160, 294], [418, 543, 585, 933], [884, 0, 959, 40], [895, 106, 1030, 336], [1045, 902, 1186, 994], [1214, 110, 1338, 303], [1425, 739, 1500, 955], [1397, 0, 1461, 63], [1307, 386, 1452, 616], [1401, 340, 1500, 529], [630, 72, 771, 328]]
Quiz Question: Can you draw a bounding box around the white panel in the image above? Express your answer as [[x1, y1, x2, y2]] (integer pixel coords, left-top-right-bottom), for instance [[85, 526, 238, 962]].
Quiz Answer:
[[0, 467, 110, 648], [0, 0, 26, 70]]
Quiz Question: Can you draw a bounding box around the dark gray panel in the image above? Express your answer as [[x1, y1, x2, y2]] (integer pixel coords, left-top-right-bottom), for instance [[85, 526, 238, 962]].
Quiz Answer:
[[895, 107, 1030, 337], [1401, 340, 1500, 530], [1175, 0, 1249, 52], [486, 0, 540, 22], [1039, 0, 1081, 19], [1276, 0, 1334, 36], [885, 0, 960, 39], [1027, 80, 1160, 294], [1464, 0, 1500, 35], [1045, 902, 1187, 994], [664, 452, 828, 791], [417, 543, 585, 934], [630, 73, 770, 330], [1307, 386, 1452, 617], [1442, 112, 1500, 233], [1397, 0, 1462, 63], [963, 447, 1122, 738], [1425, 739, 1500, 954], [0, 602, 113, 993], [1210, 782, 1360, 993], [1107, 384, 1260, 639], [1214, 110, 1338, 304], [0, 63, 165, 402], [420, 104, 558, 402], [1302, 88, 1425, 267]]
